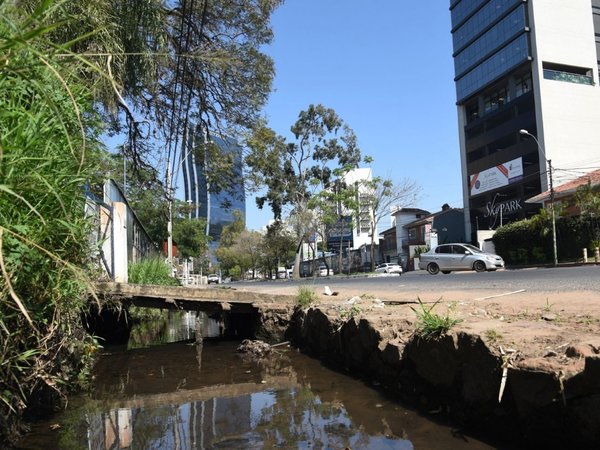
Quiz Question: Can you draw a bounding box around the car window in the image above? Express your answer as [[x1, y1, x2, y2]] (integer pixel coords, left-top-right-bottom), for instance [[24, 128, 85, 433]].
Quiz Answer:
[[452, 245, 467, 254], [436, 245, 452, 254], [463, 244, 483, 253]]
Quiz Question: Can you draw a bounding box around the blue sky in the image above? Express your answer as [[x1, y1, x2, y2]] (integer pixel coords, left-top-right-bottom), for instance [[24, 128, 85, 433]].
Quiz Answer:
[[245, 1, 463, 230]]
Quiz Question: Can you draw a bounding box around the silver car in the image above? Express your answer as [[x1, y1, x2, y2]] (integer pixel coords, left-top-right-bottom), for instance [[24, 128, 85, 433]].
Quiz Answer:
[[418, 243, 504, 275]]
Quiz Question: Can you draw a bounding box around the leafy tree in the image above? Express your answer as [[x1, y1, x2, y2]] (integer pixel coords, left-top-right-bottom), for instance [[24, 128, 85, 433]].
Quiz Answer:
[[572, 183, 600, 217], [311, 172, 360, 274], [21, 0, 283, 257], [172, 217, 210, 259], [215, 211, 245, 277], [261, 221, 296, 277], [234, 229, 264, 279], [246, 105, 361, 278], [28, 0, 283, 176]]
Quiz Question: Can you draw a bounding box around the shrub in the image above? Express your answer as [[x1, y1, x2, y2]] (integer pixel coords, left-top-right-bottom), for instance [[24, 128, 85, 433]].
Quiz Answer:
[[128, 257, 180, 286]]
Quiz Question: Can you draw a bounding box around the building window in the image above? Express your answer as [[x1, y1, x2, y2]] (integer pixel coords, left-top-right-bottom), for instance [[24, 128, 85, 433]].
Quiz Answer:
[[466, 101, 480, 123], [542, 62, 594, 85], [452, 0, 523, 53], [514, 72, 531, 97], [456, 33, 530, 102], [483, 85, 509, 113], [454, 5, 527, 78]]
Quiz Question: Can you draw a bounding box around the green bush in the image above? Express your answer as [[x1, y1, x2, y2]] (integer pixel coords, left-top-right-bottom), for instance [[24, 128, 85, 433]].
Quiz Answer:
[[493, 212, 600, 265], [128, 257, 180, 286], [0, 4, 104, 443]]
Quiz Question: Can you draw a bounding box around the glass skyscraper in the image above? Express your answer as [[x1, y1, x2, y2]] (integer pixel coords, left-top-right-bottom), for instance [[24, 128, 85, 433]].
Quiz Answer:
[[181, 128, 246, 247]]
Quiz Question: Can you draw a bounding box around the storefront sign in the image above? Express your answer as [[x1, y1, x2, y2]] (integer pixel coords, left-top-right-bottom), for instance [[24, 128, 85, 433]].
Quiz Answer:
[[484, 198, 523, 218]]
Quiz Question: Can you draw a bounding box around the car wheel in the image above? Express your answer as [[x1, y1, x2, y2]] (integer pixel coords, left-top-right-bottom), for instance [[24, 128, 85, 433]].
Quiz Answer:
[[427, 263, 439, 275], [442, 271, 451, 274], [474, 260, 486, 272]]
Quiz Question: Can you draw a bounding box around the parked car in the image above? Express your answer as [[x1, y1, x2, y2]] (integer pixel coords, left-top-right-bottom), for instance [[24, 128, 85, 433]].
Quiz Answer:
[[418, 243, 504, 275], [207, 274, 220, 284], [277, 269, 288, 279], [318, 265, 334, 276], [375, 263, 403, 275]]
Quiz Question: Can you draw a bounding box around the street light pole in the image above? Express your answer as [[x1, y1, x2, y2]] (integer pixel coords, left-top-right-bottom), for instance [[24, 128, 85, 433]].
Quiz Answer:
[[519, 129, 558, 267]]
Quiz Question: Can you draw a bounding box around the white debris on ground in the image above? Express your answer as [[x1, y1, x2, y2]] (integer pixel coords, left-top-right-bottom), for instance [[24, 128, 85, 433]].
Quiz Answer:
[[341, 296, 385, 311], [323, 286, 338, 296]]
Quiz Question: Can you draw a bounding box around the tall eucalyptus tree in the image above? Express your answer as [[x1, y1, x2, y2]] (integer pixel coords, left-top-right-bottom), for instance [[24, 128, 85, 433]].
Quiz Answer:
[[246, 105, 362, 279]]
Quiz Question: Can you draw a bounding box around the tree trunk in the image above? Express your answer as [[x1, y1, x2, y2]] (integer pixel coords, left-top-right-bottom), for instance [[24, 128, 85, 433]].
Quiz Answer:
[[370, 221, 376, 271], [292, 237, 303, 279], [311, 240, 317, 276], [338, 220, 344, 274]]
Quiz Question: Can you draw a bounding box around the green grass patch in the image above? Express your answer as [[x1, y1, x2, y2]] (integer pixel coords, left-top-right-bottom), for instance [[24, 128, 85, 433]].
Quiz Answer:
[[297, 286, 318, 308], [411, 298, 462, 340]]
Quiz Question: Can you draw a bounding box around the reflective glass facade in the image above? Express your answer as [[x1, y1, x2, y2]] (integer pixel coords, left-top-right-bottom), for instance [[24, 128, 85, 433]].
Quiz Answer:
[[456, 33, 530, 102], [181, 132, 246, 244], [452, 0, 522, 52], [450, 0, 485, 29], [454, 5, 526, 77]]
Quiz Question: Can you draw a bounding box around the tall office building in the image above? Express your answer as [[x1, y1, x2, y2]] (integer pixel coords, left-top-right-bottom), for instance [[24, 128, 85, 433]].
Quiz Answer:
[[450, 0, 600, 242], [181, 128, 246, 247]]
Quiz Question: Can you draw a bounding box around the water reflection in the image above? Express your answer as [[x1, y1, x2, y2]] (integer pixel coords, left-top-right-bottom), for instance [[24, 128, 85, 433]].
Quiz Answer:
[[87, 388, 414, 450], [26, 341, 498, 450], [15, 306, 504, 450], [67, 343, 415, 450], [128, 311, 221, 349]]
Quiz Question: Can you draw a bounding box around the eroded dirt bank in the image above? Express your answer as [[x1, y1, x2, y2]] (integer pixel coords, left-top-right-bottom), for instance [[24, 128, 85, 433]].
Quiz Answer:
[[255, 292, 600, 448]]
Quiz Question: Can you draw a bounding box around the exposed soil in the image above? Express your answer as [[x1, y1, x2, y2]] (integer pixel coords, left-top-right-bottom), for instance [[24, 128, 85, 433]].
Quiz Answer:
[[246, 280, 600, 374], [243, 278, 600, 447]]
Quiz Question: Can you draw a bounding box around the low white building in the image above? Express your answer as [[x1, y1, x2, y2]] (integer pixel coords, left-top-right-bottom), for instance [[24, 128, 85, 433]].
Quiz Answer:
[[390, 207, 430, 268]]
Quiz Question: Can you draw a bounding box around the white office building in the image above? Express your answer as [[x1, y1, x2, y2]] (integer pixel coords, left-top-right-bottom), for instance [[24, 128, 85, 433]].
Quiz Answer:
[[450, 0, 600, 241]]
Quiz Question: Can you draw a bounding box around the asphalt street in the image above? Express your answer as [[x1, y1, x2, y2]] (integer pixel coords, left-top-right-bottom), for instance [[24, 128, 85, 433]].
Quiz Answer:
[[232, 265, 600, 301]]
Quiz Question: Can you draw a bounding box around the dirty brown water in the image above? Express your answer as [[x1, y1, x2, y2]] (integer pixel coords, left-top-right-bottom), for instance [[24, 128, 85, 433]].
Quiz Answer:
[[17, 312, 512, 450]]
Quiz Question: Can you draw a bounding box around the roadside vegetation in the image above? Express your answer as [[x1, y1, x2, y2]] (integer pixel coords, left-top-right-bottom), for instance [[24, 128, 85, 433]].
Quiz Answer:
[[0, 0, 284, 445], [0, 3, 103, 443], [411, 298, 462, 340], [493, 189, 600, 265], [216, 212, 296, 280], [128, 257, 181, 286], [296, 286, 318, 308]]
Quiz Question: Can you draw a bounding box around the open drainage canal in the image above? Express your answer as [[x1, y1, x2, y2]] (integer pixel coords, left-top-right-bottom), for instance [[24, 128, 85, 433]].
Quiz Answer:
[[18, 312, 509, 449]]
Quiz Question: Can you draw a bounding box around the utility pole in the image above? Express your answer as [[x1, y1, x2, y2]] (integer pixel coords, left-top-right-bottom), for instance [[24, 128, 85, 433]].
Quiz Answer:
[[548, 159, 558, 267], [519, 129, 558, 266]]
